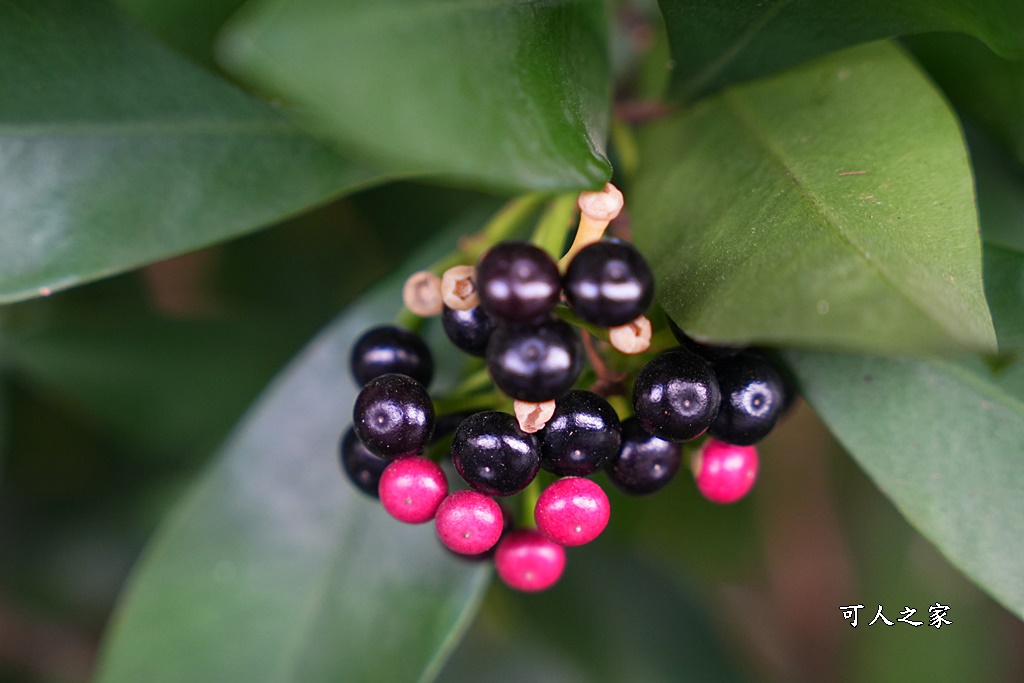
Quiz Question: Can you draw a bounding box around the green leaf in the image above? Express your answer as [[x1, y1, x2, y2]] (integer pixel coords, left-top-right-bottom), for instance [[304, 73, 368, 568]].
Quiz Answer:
[[660, 0, 1024, 100], [217, 0, 612, 192], [114, 0, 248, 68], [632, 41, 996, 356], [785, 350, 1024, 621], [908, 33, 1024, 170], [0, 0, 390, 303], [96, 238, 491, 682]]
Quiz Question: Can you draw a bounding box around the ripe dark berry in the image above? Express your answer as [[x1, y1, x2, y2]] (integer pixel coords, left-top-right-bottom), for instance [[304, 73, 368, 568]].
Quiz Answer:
[[451, 411, 540, 496], [632, 349, 721, 442], [476, 241, 561, 324], [534, 477, 610, 547], [353, 374, 434, 458], [563, 239, 654, 327], [441, 304, 495, 357], [494, 529, 566, 592], [435, 490, 504, 555], [378, 456, 448, 523], [540, 390, 621, 476], [666, 318, 740, 362], [693, 439, 758, 504], [709, 350, 786, 445], [350, 325, 434, 387], [487, 319, 583, 402], [339, 426, 388, 498], [606, 417, 682, 496]]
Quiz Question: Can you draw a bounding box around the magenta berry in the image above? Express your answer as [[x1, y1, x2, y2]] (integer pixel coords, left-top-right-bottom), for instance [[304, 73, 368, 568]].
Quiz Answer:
[[534, 477, 610, 547], [378, 457, 448, 523], [435, 490, 504, 555], [693, 438, 758, 504], [494, 529, 566, 592]]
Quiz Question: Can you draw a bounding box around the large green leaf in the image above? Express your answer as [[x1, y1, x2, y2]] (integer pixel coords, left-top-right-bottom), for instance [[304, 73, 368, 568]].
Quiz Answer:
[[660, 0, 1024, 100], [96, 240, 491, 682], [632, 41, 996, 356], [785, 351, 1024, 621], [0, 0, 389, 303], [218, 0, 612, 192], [114, 0, 247, 68]]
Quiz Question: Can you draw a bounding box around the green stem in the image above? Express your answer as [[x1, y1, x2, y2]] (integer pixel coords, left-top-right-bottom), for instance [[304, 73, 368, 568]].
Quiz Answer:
[[610, 118, 640, 184], [530, 193, 578, 260]]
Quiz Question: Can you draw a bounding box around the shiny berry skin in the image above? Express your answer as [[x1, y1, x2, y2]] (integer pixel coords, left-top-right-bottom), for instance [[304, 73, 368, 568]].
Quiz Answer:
[[666, 318, 740, 362], [378, 457, 448, 523], [709, 350, 786, 445], [563, 239, 654, 327], [540, 390, 621, 476], [534, 477, 610, 547], [476, 241, 561, 324], [693, 438, 758, 504], [353, 374, 434, 458], [350, 325, 433, 387], [435, 490, 504, 555], [452, 411, 541, 496], [606, 417, 682, 496], [494, 529, 566, 592], [632, 349, 721, 442], [486, 319, 583, 402], [441, 305, 495, 357], [339, 426, 388, 498]]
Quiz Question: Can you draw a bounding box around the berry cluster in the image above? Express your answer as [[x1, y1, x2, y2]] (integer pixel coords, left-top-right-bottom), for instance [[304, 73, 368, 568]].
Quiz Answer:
[[337, 185, 792, 592]]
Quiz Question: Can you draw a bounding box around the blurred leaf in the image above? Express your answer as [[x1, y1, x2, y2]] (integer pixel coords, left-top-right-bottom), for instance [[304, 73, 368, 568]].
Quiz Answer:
[[0, 0, 391, 303], [908, 33, 1024, 169], [96, 231, 492, 682], [984, 245, 1024, 352], [632, 41, 995, 355], [661, 0, 1024, 100], [218, 0, 612, 192], [114, 0, 247, 67], [785, 351, 1024, 621]]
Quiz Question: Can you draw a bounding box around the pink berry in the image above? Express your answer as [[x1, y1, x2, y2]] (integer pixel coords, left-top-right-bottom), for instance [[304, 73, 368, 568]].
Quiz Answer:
[[494, 529, 566, 592], [378, 457, 448, 523], [693, 438, 758, 504], [435, 490, 504, 555], [534, 477, 610, 547]]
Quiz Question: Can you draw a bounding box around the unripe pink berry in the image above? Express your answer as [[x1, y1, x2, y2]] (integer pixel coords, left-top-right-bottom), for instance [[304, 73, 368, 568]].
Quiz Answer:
[[378, 457, 448, 523], [494, 529, 566, 592], [435, 490, 504, 555], [534, 477, 610, 547], [693, 439, 758, 504]]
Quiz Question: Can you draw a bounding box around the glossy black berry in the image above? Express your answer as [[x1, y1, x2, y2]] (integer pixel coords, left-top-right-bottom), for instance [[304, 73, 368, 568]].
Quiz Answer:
[[339, 426, 388, 498], [667, 318, 740, 362], [476, 241, 561, 324], [451, 411, 540, 496], [632, 349, 721, 442], [564, 239, 654, 327], [709, 350, 786, 445], [353, 374, 434, 458], [606, 417, 681, 495], [486, 318, 583, 402], [540, 390, 621, 476], [350, 325, 434, 387], [441, 305, 495, 357]]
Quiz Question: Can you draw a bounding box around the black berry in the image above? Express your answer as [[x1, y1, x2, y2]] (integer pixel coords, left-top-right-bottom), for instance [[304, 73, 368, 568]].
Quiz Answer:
[[486, 318, 583, 402], [451, 411, 540, 496], [709, 350, 786, 445], [353, 374, 434, 458], [441, 305, 495, 357], [564, 239, 654, 327], [632, 349, 721, 442], [350, 325, 434, 387], [606, 417, 681, 495], [540, 390, 621, 476], [476, 241, 561, 324], [667, 318, 740, 362], [339, 426, 388, 498]]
